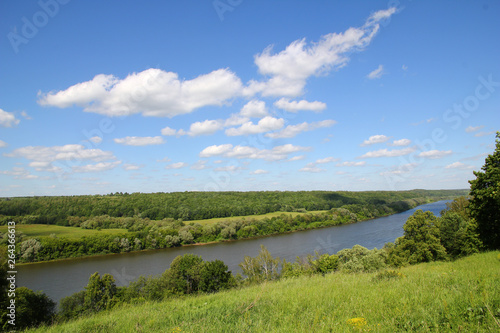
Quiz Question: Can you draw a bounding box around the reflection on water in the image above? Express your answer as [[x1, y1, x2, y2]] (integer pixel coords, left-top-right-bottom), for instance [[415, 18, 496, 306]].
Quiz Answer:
[[18, 200, 449, 303]]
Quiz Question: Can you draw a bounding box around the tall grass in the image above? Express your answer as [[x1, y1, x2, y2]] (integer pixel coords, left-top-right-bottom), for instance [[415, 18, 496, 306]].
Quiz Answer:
[[29, 251, 500, 332], [0, 224, 129, 240]]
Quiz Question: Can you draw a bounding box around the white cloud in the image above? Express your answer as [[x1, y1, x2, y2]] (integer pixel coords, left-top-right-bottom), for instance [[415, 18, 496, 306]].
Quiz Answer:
[[0, 140, 7, 148], [418, 150, 452, 159], [114, 136, 165, 146], [361, 134, 390, 146], [316, 157, 339, 164], [266, 119, 336, 139], [249, 7, 397, 97], [445, 162, 473, 169], [200, 143, 310, 161], [21, 111, 32, 120], [0, 167, 38, 179], [465, 125, 484, 133], [300, 163, 326, 173], [190, 160, 209, 170], [288, 155, 305, 162], [161, 126, 178, 136], [214, 165, 246, 172], [89, 136, 102, 144], [226, 116, 284, 136], [165, 162, 188, 169], [360, 147, 416, 158], [240, 100, 268, 118], [390, 138, 411, 147], [73, 161, 122, 173], [38, 68, 244, 117], [367, 64, 384, 79], [6, 144, 116, 173], [475, 131, 495, 137], [187, 119, 224, 136], [0, 109, 20, 127], [123, 163, 141, 170], [250, 169, 269, 175], [273, 98, 327, 112], [336, 161, 366, 167]]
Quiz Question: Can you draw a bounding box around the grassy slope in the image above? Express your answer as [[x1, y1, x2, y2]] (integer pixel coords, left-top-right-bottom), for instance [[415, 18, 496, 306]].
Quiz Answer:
[[31, 252, 500, 333], [187, 210, 328, 225], [0, 224, 128, 239]]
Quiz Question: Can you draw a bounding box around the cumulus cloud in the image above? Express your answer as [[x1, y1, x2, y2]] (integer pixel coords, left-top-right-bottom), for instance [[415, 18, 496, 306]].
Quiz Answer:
[[367, 64, 384, 79], [114, 136, 165, 146], [226, 116, 284, 136], [360, 147, 416, 158], [38, 68, 244, 117], [5, 144, 119, 174], [445, 162, 473, 169], [165, 162, 188, 169], [266, 119, 336, 139], [199, 143, 310, 161], [123, 163, 142, 171], [89, 136, 102, 144], [361, 134, 390, 146], [0, 140, 7, 148], [73, 161, 122, 173], [465, 125, 484, 133], [240, 99, 268, 118], [336, 161, 366, 167], [250, 169, 269, 175], [315, 157, 339, 164], [249, 7, 397, 97], [190, 160, 209, 170], [0, 167, 38, 179], [418, 150, 452, 159], [300, 163, 326, 173], [273, 98, 327, 112], [390, 138, 411, 147], [0, 109, 20, 127]]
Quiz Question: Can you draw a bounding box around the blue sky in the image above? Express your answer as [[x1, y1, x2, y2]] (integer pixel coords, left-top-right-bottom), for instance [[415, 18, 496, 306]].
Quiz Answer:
[[1, 0, 499, 197]]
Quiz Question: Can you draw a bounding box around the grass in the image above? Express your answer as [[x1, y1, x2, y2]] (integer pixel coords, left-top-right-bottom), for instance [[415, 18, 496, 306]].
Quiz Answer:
[[187, 210, 329, 226], [29, 251, 500, 332], [0, 224, 129, 240]]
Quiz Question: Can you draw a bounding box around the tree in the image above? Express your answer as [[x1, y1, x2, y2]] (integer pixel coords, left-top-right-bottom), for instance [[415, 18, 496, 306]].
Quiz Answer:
[[389, 210, 447, 266], [84, 272, 117, 313], [468, 132, 500, 249], [239, 245, 280, 283], [166, 254, 204, 294], [58, 290, 86, 321], [199, 260, 233, 293], [14, 287, 56, 330]]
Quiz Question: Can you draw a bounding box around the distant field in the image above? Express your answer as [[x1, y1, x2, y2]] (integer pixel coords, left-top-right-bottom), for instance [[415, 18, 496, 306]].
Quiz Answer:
[[187, 210, 329, 225], [0, 224, 129, 239]]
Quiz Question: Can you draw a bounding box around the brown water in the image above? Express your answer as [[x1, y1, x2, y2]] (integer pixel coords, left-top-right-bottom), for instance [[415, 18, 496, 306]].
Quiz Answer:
[[17, 200, 449, 303]]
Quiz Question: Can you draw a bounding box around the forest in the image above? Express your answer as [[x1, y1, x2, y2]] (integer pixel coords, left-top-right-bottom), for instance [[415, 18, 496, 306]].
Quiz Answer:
[[0, 189, 467, 263]]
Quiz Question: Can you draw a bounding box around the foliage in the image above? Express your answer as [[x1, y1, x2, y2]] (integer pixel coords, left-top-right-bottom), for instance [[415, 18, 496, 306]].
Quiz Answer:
[[199, 260, 234, 293], [468, 131, 500, 249], [239, 245, 281, 283], [165, 254, 204, 294], [83, 273, 118, 313], [337, 245, 388, 273], [14, 287, 56, 330], [26, 252, 500, 333], [388, 210, 447, 266]]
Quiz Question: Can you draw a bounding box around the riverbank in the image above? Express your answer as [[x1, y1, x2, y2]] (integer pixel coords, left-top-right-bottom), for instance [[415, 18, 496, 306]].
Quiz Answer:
[[11, 195, 449, 265], [27, 251, 500, 332]]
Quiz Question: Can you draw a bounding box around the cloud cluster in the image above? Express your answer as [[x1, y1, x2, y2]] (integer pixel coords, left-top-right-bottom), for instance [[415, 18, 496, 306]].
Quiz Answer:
[[266, 120, 336, 139], [114, 136, 165, 146], [0, 109, 20, 127], [199, 143, 310, 161]]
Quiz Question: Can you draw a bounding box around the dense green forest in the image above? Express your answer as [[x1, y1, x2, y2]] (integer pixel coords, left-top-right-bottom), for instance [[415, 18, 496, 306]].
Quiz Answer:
[[0, 189, 467, 263], [0, 189, 466, 225]]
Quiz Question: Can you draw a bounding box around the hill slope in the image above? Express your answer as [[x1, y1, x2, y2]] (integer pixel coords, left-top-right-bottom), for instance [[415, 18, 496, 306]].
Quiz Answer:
[[30, 252, 500, 332]]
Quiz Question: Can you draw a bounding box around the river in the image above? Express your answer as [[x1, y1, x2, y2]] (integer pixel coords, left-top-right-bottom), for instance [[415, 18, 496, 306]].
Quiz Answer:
[[17, 200, 449, 303]]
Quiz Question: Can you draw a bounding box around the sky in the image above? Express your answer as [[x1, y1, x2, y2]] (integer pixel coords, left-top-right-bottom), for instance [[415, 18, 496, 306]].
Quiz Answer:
[[0, 0, 499, 197]]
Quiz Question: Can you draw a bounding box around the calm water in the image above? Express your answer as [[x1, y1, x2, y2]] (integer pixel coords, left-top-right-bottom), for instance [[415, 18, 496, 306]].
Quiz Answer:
[[17, 200, 449, 303]]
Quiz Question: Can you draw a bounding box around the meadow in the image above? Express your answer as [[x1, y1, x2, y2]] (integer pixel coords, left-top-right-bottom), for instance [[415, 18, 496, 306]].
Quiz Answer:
[[0, 224, 128, 240], [28, 251, 500, 332]]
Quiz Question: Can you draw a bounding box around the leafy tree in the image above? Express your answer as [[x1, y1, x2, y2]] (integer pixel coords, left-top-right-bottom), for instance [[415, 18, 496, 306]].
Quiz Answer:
[[468, 131, 500, 249], [166, 254, 204, 294], [199, 260, 233, 293], [83, 272, 118, 313], [58, 290, 86, 321], [337, 245, 387, 273], [311, 253, 339, 275], [388, 210, 447, 266], [14, 287, 56, 330], [239, 245, 280, 283]]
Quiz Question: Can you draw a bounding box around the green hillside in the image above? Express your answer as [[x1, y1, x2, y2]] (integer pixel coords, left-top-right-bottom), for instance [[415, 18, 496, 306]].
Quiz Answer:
[[29, 252, 500, 333]]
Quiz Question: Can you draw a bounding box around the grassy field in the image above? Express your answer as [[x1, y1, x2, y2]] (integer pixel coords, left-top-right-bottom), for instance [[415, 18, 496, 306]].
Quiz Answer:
[[0, 224, 128, 239], [187, 210, 329, 225], [30, 252, 500, 332]]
